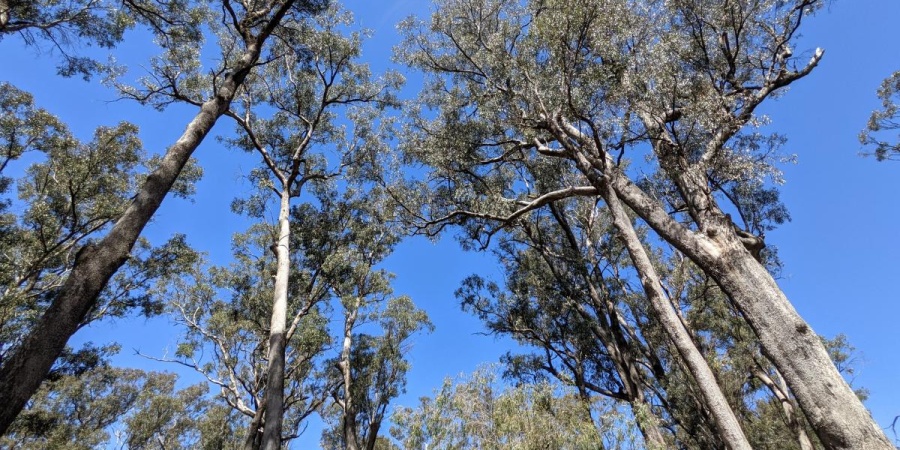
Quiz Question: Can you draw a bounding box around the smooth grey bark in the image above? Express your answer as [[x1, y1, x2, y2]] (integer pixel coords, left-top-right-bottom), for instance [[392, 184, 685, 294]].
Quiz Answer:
[[337, 300, 361, 450], [0, 1, 296, 436], [261, 189, 292, 450], [607, 169, 893, 450], [592, 170, 751, 450]]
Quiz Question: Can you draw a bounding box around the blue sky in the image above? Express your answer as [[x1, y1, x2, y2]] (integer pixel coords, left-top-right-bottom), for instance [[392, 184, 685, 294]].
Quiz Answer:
[[1, 0, 899, 445]]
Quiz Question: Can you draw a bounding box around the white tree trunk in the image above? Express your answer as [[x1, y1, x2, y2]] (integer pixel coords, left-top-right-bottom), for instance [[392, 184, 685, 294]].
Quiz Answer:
[[339, 301, 360, 450], [261, 189, 292, 450], [599, 178, 752, 450]]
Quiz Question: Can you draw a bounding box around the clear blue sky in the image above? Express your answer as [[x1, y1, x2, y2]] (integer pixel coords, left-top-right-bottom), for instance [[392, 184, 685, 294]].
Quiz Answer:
[[1, 0, 898, 445]]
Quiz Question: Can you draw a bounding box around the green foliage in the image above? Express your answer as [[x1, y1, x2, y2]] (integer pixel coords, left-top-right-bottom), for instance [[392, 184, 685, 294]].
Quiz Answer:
[[0, 83, 201, 361], [391, 366, 639, 450], [860, 70, 900, 161], [123, 379, 245, 450], [389, 1, 846, 446], [1, 358, 139, 449], [450, 185, 842, 448], [821, 333, 869, 402], [160, 228, 333, 441], [3, 1, 875, 448], [0, 355, 245, 450], [323, 293, 433, 449], [393, 0, 805, 245], [0, 0, 135, 79], [316, 196, 432, 450]]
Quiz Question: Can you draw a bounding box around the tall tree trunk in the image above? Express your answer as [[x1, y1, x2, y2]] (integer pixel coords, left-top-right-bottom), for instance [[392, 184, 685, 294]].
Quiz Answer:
[[0, 48, 256, 439], [261, 190, 292, 450], [339, 300, 360, 450], [713, 237, 889, 450], [597, 175, 752, 450], [609, 171, 894, 450], [0, 2, 297, 436]]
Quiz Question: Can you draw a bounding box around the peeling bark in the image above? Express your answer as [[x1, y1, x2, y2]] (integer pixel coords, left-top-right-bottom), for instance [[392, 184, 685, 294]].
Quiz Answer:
[[608, 170, 893, 450]]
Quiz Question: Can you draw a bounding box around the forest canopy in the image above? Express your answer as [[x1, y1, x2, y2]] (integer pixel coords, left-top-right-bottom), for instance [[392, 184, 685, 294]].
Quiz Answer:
[[0, 0, 898, 449]]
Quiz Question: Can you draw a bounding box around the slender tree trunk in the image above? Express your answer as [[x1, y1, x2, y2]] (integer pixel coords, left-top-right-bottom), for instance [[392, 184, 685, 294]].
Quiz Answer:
[[364, 418, 381, 450], [339, 300, 360, 450], [609, 172, 894, 450], [536, 209, 670, 448], [597, 176, 752, 450], [0, 2, 297, 435], [261, 190, 292, 450]]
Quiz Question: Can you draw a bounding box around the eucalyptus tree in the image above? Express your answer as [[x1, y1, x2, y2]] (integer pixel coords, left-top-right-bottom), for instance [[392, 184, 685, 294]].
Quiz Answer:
[[0, 80, 199, 433], [163, 195, 427, 450], [659, 256, 822, 450], [0, 0, 329, 434], [220, 5, 400, 448], [325, 229, 433, 450], [390, 366, 638, 450], [457, 190, 821, 448], [0, 347, 238, 450], [393, 0, 891, 447], [121, 378, 246, 450], [0, 0, 131, 79], [0, 359, 148, 450], [860, 70, 900, 161], [157, 221, 333, 450], [456, 194, 717, 448]]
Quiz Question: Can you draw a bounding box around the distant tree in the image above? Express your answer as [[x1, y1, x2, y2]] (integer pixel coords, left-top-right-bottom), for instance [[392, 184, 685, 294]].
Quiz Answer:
[[324, 269, 433, 450], [0, 0, 329, 434], [860, 70, 900, 161], [0, 344, 129, 449], [393, 0, 891, 447], [121, 376, 246, 450], [0, 346, 240, 450], [390, 366, 639, 450]]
